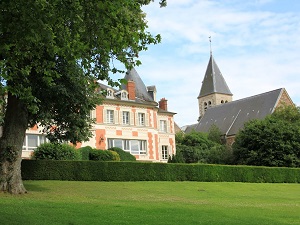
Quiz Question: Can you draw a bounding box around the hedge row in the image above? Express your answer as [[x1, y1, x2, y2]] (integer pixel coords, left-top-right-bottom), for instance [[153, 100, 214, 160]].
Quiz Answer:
[[21, 160, 300, 183]]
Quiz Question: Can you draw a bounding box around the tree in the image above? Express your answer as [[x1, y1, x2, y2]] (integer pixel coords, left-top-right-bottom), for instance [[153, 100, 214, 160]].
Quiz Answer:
[[174, 131, 216, 163], [232, 106, 300, 167], [0, 0, 166, 194]]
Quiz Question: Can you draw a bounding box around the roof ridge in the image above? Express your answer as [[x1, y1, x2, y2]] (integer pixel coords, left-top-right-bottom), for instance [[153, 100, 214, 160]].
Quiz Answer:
[[208, 88, 284, 110]]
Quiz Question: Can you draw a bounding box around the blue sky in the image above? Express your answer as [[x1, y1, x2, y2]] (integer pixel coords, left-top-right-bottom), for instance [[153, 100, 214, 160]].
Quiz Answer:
[[115, 0, 300, 127]]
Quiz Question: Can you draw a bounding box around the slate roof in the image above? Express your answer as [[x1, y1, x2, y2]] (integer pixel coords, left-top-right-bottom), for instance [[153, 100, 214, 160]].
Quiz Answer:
[[192, 88, 285, 136], [121, 68, 154, 102], [199, 55, 232, 97]]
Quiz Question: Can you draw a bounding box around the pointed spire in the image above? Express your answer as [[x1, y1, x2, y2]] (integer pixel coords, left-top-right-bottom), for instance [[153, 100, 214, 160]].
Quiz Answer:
[[198, 54, 232, 98]]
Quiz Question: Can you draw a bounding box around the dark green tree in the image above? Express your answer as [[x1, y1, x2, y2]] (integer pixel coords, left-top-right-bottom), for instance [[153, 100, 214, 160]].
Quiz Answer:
[[0, 0, 165, 194], [232, 106, 300, 167]]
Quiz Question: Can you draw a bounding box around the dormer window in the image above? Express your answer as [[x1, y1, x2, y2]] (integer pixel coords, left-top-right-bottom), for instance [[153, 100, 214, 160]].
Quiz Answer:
[[121, 91, 128, 100], [106, 89, 114, 99]]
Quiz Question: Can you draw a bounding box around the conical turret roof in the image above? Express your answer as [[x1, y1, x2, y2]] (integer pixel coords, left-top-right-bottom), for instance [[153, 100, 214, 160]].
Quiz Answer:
[[122, 68, 154, 102], [198, 55, 232, 97]]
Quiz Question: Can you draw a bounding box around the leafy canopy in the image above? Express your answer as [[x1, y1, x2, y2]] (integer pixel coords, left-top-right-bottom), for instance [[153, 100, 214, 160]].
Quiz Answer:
[[232, 106, 300, 167], [0, 0, 164, 143]]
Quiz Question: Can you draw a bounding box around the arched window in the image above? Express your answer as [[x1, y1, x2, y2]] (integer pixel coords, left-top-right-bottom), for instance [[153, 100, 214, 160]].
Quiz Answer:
[[121, 91, 128, 100], [106, 89, 114, 98], [225, 100, 228, 103], [221, 100, 224, 104], [208, 101, 211, 105]]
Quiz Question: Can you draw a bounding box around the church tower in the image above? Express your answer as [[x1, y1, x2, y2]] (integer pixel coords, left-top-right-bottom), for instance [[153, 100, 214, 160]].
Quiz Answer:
[[197, 52, 233, 120]]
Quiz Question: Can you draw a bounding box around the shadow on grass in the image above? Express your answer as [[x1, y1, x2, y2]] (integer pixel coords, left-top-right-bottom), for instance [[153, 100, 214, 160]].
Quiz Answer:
[[23, 183, 49, 192]]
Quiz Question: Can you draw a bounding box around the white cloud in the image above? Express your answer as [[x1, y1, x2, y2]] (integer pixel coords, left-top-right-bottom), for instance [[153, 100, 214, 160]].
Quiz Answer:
[[137, 0, 300, 127]]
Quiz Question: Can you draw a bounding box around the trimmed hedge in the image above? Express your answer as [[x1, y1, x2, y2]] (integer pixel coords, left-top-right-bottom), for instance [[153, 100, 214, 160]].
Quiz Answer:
[[21, 160, 300, 183]]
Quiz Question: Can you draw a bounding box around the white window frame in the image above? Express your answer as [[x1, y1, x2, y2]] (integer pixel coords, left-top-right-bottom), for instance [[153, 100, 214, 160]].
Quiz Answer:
[[106, 110, 114, 124], [159, 120, 167, 132], [23, 134, 47, 151], [121, 91, 128, 100], [107, 138, 147, 155], [161, 145, 168, 160], [122, 111, 130, 125], [106, 89, 114, 99], [138, 113, 145, 126]]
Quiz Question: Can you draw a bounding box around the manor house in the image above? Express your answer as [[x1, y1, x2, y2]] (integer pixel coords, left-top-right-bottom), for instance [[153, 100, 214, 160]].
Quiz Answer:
[[22, 68, 176, 162]]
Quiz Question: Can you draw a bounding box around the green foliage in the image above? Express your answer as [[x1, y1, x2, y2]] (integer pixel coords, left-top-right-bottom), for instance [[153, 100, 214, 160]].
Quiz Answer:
[[108, 150, 121, 162], [0, 0, 163, 145], [174, 131, 232, 164], [207, 124, 223, 144], [89, 149, 120, 161], [233, 106, 300, 167], [78, 146, 93, 161], [108, 147, 136, 161], [21, 160, 300, 183], [168, 153, 184, 163], [32, 143, 80, 160]]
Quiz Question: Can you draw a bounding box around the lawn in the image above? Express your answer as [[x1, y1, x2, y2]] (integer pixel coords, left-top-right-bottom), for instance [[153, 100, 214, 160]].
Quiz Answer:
[[0, 181, 299, 225]]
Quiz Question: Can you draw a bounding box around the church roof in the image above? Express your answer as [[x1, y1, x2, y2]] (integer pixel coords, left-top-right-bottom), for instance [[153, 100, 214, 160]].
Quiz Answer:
[[198, 55, 232, 98], [193, 88, 287, 136], [122, 68, 154, 102]]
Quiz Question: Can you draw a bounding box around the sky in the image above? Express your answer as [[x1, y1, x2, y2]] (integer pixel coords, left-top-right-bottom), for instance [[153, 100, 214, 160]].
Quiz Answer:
[[114, 0, 300, 127]]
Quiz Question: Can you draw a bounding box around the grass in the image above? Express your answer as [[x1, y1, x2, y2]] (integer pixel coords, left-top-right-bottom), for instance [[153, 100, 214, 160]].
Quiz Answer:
[[0, 181, 299, 225]]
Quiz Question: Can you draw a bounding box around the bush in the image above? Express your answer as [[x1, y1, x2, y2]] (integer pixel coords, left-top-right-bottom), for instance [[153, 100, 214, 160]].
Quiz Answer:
[[32, 143, 80, 160], [108, 147, 136, 161], [108, 150, 121, 161], [78, 146, 93, 160], [89, 149, 119, 161]]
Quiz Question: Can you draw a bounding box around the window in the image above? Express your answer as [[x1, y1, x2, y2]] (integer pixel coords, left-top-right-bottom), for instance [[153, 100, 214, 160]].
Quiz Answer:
[[23, 134, 47, 151], [221, 100, 224, 104], [106, 110, 114, 123], [138, 113, 145, 126], [121, 91, 128, 100], [161, 145, 168, 160], [107, 138, 147, 155], [122, 111, 130, 125], [139, 140, 147, 154], [107, 89, 114, 98], [123, 140, 130, 151], [159, 120, 167, 132]]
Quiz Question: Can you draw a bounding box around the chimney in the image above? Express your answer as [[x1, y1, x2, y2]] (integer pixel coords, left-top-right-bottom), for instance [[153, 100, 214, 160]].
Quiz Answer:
[[159, 98, 168, 111], [127, 80, 136, 100]]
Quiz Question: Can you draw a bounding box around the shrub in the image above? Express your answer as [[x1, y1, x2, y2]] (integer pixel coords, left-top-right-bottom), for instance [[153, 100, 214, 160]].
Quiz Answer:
[[32, 143, 80, 160], [108, 147, 136, 161], [78, 146, 93, 160], [89, 149, 119, 161], [108, 150, 121, 161]]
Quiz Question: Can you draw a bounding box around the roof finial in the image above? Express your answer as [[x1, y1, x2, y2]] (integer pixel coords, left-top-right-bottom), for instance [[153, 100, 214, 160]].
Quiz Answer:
[[209, 36, 212, 56]]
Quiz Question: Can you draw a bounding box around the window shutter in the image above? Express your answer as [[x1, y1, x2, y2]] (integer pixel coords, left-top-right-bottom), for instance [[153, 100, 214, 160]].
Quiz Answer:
[[114, 110, 118, 124], [104, 110, 107, 123], [135, 112, 139, 126], [130, 112, 134, 125], [167, 119, 171, 133], [146, 113, 149, 127], [119, 111, 122, 124]]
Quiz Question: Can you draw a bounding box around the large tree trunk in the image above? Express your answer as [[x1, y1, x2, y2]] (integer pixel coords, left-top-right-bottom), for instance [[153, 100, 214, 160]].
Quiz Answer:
[[0, 93, 28, 194]]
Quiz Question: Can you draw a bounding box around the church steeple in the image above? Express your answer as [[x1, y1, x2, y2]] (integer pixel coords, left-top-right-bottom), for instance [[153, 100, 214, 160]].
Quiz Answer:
[[197, 41, 233, 120]]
